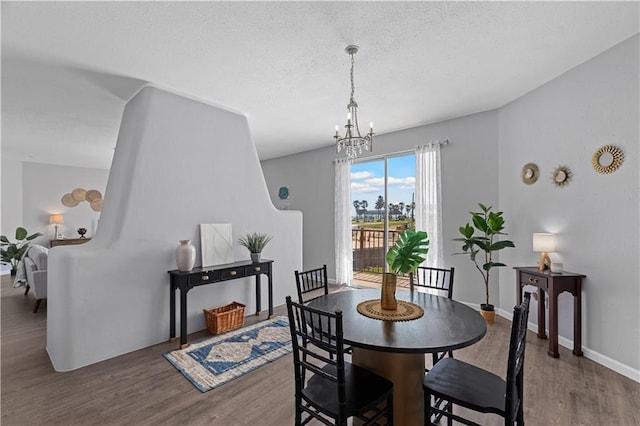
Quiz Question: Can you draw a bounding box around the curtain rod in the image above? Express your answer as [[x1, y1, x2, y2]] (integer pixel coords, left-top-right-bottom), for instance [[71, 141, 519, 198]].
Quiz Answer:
[[332, 139, 450, 164], [417, 139, 449, 149]]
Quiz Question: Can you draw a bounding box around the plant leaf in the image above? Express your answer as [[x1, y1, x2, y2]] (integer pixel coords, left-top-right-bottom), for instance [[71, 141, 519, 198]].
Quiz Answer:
[[15, 227, 27, 241]]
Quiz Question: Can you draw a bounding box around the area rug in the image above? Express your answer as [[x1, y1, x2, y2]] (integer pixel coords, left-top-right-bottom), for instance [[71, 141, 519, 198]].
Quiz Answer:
[[163, 316, 291, 392]]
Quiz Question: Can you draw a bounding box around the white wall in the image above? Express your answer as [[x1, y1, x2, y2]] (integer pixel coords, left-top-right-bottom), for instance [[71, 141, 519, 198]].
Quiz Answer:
[[1, 158, 23, 274], [262, 110, 500, 306], [1, 160, 107, 273], [263, 36, 640, 380], [21, 162, 108, 243], [498, 35, 639, 375], [47, 86, 302, 371]]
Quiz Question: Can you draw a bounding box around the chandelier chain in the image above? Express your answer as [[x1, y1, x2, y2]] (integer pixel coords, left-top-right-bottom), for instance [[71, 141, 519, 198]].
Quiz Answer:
[[350, 52, 355, 103]]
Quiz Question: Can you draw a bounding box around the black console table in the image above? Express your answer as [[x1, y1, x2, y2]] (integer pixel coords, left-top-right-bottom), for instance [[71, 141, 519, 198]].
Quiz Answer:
[[169, 259, 273, 348]]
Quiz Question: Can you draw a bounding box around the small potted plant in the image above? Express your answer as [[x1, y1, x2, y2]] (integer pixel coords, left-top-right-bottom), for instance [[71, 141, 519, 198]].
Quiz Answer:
[[1, 227, 43, 275], [383, 230, 429, 309], [454, 203, 515, 323], [238, 232, 273, 263]]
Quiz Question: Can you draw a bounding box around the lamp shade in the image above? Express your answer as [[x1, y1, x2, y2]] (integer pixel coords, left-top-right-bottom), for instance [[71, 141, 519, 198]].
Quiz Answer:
[[49, 214, 64, 225], [533, 233, 556, 253]]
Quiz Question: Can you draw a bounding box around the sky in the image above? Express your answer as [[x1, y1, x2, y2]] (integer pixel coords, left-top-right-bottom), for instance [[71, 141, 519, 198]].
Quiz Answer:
[[351, 153, 415, 211]]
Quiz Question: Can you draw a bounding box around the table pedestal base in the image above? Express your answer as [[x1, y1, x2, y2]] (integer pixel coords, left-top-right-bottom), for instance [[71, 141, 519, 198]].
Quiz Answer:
[[352, 347, 425, 426]]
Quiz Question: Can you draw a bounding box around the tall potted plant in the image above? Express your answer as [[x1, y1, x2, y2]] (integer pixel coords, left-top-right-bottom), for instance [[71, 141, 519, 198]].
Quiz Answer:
[[454, 203, 515, 323], [1, 227, 43, 275], [383, 230, 429, 309]]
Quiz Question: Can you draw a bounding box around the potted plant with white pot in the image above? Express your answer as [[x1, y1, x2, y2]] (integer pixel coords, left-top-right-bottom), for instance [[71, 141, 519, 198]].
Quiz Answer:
[[238, 232, 273, 263], [454, 203, 515, 323]]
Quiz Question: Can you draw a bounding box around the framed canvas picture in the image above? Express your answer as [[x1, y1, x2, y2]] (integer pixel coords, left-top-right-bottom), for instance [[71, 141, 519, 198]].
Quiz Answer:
[[200, 223, 233, 267]]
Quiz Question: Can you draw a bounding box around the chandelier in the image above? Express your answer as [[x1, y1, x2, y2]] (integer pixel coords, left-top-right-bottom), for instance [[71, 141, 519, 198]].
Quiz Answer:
[[334, 45, 374, 159]]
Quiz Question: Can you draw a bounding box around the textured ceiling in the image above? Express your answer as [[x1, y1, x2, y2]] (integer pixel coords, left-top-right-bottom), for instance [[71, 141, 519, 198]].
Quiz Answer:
[[2, 2, 638, 169]]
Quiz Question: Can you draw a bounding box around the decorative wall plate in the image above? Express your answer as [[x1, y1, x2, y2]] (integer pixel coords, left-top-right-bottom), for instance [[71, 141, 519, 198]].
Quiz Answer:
[[62, 193, 80, 207], [86, 189, 103, 202], [521, 163, 539, 184], [90, 198, 103, 212], [592, 145, 623, 174], [552, 166, 572, 187], [278, 186, 290, 200], [72, 187, 87, 201]]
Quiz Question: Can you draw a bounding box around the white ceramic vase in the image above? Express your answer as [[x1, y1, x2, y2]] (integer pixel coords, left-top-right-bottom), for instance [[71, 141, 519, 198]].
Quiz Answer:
[[176, 240, 196, 271]]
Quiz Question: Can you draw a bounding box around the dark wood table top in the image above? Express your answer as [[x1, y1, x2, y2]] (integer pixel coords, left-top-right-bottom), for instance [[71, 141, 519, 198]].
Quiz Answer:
[[307, 289, 487, 354]]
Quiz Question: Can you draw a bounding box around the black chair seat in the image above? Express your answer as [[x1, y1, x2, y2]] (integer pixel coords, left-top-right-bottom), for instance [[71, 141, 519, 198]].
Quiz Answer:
[[304, 363, 394, 418], [423, 293, 531, 426], [286, 296, 393, 425], [424, 358, 506, 416]]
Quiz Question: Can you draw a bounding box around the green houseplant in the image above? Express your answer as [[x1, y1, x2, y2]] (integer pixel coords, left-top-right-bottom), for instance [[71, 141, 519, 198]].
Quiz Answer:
[[382, 230, 429, 309], [1, 227, 43, 275], [454, 203, 515, 323], [238, 232, 273, 263]]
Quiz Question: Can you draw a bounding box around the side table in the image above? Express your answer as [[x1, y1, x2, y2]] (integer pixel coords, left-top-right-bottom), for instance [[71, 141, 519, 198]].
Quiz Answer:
[[514, 267, 585, 358]]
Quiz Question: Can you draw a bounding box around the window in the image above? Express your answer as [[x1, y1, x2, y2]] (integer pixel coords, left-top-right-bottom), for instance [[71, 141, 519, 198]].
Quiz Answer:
[[350, 153, 415, 285]]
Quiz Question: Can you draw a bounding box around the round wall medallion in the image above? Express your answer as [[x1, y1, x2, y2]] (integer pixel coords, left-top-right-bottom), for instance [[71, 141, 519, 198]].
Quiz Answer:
[[552, 166, 572, 187], [61, 193, 80, 207], [90, 198, 103, 212], [278, 186, 290, 200], [71, 188, 87, 202], [521, 163, 539, 184], [592, 145, 623, 174], [85, 189, 103, 202]]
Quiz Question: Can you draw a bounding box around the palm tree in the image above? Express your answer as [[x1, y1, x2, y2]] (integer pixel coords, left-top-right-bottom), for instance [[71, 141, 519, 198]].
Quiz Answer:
[[375, 195, 385, 221], [399, 202, 405, 220], [353, 200, 361, 222], [360, 200, 369, 222], [388, 203, 397, 220]]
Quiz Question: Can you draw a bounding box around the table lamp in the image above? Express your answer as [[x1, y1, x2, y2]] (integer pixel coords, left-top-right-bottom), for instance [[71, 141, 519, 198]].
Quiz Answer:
[[533, 233, 556, 271], [50, 214, 64, 239]]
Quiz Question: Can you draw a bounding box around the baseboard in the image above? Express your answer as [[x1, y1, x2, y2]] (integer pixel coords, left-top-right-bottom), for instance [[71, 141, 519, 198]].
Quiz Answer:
[[496, 308, 640, 383]]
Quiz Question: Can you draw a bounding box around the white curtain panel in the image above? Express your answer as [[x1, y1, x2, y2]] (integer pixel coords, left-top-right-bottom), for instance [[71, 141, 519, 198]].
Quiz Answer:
[[334, 158, 353, 285], [415, 143, 443, 268]]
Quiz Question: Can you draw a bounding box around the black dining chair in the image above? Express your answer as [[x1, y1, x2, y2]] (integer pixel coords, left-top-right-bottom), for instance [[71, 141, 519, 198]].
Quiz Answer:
[[423, 292, 532, 426], [294, 264, 329, 304], [286, 296, 394, 426], [410, 266, 455, 367]]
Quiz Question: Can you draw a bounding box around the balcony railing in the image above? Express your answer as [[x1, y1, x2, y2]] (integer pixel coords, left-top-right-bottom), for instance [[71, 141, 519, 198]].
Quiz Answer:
[[352, 227, 408, 273]]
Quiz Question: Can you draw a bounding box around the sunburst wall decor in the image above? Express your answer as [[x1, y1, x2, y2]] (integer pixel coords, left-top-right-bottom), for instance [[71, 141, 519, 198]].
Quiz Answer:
[[592, 145, 623, 174], [552, 166, 572, 187]]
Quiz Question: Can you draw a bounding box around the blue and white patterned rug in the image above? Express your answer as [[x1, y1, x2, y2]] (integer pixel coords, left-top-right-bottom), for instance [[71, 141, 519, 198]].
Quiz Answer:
[[163, 316, 291, 392]]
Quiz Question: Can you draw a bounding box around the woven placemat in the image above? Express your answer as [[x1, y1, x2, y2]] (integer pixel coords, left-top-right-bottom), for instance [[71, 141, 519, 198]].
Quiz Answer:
[[356, 299, 424, 322]]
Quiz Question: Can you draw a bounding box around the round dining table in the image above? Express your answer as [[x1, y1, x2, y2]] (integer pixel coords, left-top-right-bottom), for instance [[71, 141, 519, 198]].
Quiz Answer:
[[307, 288, 487, 425]]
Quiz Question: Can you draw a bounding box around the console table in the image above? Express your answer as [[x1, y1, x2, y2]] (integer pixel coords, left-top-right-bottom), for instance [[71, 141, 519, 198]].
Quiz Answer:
[[514, 267, 585, 358], [50, 238, 90, 247], [168, 259, 273, 348]]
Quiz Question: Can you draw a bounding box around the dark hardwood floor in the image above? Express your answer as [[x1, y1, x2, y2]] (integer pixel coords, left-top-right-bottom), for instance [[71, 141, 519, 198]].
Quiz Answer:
[[2, 275, 638, 425]]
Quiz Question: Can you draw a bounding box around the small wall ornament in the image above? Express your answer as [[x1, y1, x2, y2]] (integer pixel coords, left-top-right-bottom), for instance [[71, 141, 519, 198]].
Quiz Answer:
[[552, 166, 572, 187], [521, 163, 539, 185], [592, 145, 623, 174]]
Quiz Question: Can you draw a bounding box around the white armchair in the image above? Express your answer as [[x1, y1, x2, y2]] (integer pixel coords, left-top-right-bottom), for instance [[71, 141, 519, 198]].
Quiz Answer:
[[23, 246, 48, 313]]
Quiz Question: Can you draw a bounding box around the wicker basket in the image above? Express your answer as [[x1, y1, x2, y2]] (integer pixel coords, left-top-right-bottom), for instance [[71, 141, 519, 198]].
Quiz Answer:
[[203, 302, 246, 334]]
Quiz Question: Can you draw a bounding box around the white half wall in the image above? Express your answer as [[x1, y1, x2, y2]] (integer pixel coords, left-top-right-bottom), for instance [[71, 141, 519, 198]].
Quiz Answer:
[[47, 86, 302, 371]]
